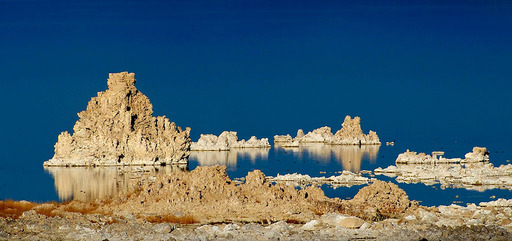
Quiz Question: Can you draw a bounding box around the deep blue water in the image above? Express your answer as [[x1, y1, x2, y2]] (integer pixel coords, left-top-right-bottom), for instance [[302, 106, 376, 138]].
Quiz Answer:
[[1, 1, 511, 207], [3, 137, 509, 206], [187, 139, 512, 207]]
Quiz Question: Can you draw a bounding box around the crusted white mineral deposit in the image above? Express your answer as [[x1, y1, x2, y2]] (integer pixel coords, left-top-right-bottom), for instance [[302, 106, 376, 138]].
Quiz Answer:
[[267, 171, 371, 188], [396, 147, 489, 164], [375, 147, 512, 191], [274, 115, 380, 146], [44, 72, 191, 167], [329, 116, 380, 145], [191, 131, 270, 151]]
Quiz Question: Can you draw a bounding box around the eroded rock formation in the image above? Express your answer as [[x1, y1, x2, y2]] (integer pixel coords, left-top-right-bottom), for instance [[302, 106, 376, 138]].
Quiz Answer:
[[329, 116, 380, 145], [274, 115, 380, 146], [100, 165, 338, 223], [297, 127, 334, 143], [341, 180, 418, 220], [44, 72, 191, 166], [375, 147, 511, 191], [267, 171, 371, 188], [190, 131, 270, 151], [396, 147, 489, 164]]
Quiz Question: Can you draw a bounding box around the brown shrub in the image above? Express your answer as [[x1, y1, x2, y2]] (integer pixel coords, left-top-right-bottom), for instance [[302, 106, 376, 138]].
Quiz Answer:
[[285, 218, 304, 224], [63, 202, 99, 215], [0, 200, 37, 219], [146, 214, 197, 224], [34, 202, 59, 217]]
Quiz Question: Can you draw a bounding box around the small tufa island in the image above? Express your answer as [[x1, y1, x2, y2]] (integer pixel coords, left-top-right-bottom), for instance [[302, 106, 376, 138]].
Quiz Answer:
[[44, 72, 191, 167], [274, 115, 380, 147], [191, 131, 271, 151]]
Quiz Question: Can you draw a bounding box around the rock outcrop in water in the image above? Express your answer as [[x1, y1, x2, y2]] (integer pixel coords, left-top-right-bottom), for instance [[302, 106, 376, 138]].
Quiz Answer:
[[296, 127, 334, 143], [267, 171, 371, 188], [274, 115, 380, 146], [44, 72, 191, 166], [396, 147, 489, 164], [329, 116, 380, 145], [375, 147, 512, 191], [190, 131, 270, 151]]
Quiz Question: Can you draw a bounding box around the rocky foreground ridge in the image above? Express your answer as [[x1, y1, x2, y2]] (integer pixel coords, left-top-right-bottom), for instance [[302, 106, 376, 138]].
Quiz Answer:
[[191, 131, 271, 151], [44, 72, 191, 167], [274, 115, 380, 147], [2, 165, 512, 240]]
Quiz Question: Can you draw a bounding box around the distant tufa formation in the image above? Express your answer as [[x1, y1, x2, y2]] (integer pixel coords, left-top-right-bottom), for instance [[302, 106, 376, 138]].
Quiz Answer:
[[395, 147, 490, 164], [44, 72, 191, 166], [191, 131, 271, 151], [274, 115, 380, 146]]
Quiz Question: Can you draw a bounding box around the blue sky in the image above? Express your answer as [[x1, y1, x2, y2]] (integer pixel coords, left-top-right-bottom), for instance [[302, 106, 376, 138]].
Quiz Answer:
[[1, 0, 511, 166]]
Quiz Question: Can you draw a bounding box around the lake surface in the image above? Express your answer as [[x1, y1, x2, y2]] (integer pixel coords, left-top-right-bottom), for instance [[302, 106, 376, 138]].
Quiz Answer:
[[1, 139, 511, 206]]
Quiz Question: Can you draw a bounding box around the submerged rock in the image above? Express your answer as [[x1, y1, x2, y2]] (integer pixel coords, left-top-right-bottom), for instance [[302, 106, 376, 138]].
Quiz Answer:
[[191, 131, 270, 151], [274, 115, 380, 146], [44, 72, 191, 166], [267, 171, 371, 188]]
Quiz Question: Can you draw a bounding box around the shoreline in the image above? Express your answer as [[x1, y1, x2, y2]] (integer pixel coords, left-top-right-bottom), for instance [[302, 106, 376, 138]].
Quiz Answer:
[[2, 165, 512, 240]]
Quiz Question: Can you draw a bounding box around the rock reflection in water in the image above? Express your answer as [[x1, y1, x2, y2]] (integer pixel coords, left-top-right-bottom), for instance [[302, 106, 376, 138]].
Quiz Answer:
[[44, 165, 187, 202], [331, 145, 380, 172], [190, 148, 270, 169], [275, 144, 380, 172]]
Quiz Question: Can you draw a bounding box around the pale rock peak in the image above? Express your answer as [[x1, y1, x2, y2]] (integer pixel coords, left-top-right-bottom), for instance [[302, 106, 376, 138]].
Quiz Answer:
[[44, 72, 191, 166], [330, 115, 381, 145], [274, 115, 380, 146]]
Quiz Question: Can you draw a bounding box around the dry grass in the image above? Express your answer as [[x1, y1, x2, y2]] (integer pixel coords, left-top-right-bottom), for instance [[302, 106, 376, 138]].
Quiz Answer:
[[33, 202, 60, 217], [146, 214, 198, 224], [0, 200, 37, 219], [63, 202, 99, 215]]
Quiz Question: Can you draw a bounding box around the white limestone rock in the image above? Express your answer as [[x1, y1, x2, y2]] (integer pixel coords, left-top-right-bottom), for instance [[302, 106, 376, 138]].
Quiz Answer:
[[267, 170, 370, 188], [465, 147, 490, 162], [44, 72, 191, 167], [396, 147, 489, 164], [479, 198, 512, 207], [273, 134, 294, 143], [191, 131, 270, 151], [329, 116, 381, 145], [375, 148, 512, 191], [273, 115, 380, 146], [296, 126, 334, 143]]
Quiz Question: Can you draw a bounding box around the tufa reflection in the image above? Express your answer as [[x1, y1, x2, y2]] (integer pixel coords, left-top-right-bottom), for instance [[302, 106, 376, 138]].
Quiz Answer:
[[190, 148, 270, 169], [44, 164, 188, 202], [275, 143, 380, 172], [331, 145, 380, 172]]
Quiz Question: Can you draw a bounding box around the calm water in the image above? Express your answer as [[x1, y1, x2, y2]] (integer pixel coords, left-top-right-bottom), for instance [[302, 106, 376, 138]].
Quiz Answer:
[[1, 139, 511, 206]]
